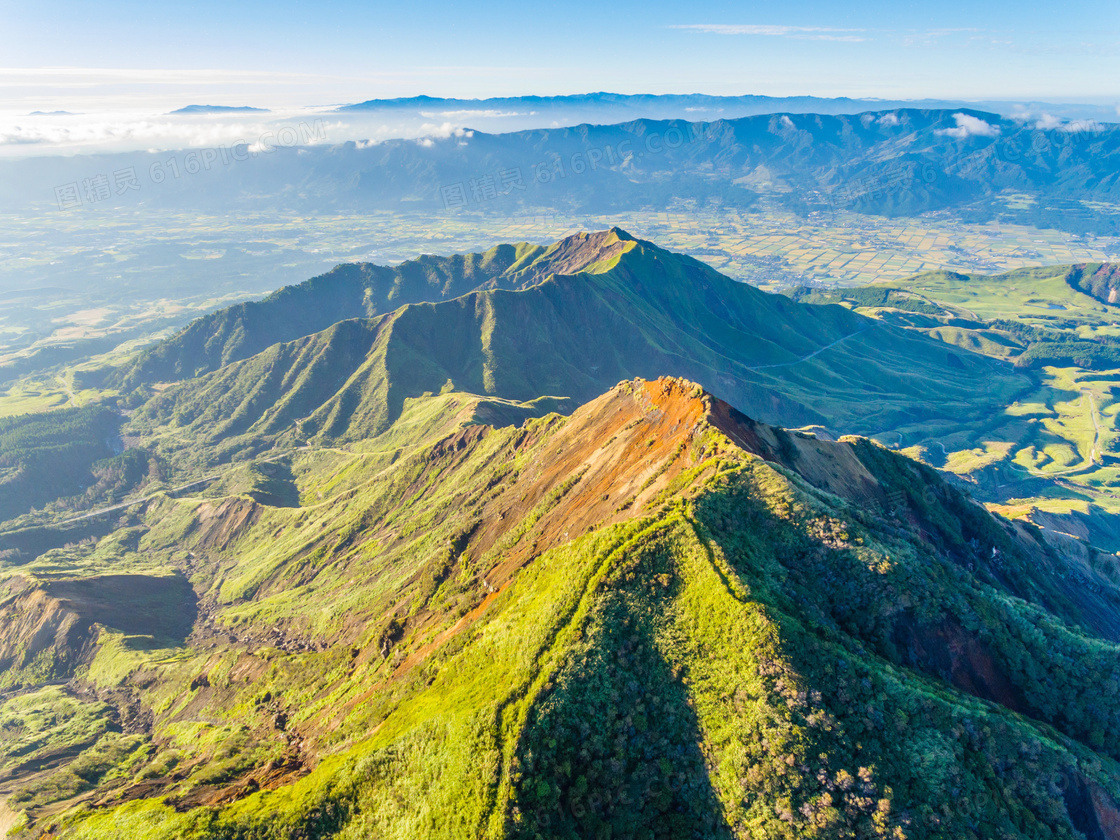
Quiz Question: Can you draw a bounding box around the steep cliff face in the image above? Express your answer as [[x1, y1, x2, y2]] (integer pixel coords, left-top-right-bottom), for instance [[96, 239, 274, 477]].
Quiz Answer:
[[1071, 263, 1120, 305], [0, 578, 90, 688]]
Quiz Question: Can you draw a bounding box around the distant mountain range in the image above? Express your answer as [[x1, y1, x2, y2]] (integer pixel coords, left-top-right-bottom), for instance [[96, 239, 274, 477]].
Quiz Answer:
[[167, 105, 270, 114], [336, 91, 1119, 123], [5, 108, 1117, 233]]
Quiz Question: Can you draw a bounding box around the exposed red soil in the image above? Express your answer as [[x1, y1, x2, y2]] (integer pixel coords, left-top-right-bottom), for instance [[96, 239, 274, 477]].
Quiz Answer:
[[1088, 781, 1120, 840], [521, 228, 634, 279], [375, 377, 891, 683], [0, 577, 88, 679], [161, 751, 308, 811], [1064, 772, 1120, 840], [391, 585, 507, 680], [192, 497, 260, 551], [892, 614, 1031, 715], [0, 573, 195, 683]]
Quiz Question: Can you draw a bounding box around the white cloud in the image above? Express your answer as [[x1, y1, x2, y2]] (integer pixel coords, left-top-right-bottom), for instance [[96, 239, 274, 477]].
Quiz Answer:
[[863, 112, 900, 128], [0, 106, 482, 155], [0, 118, 267, 148], [419, 109, 526, 119], [780, 115, 795, 129], [0, 109, 341, 151], [1031, 113, 1103, 134], [416, 122, 474, 139], [669, 24, 866, 42], [899, 27, 980, 47], [936, 113, 1001, 139]]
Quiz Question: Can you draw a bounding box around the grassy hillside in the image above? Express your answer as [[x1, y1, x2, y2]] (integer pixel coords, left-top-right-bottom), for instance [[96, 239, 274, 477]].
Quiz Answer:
[[789, 262, 1120, 550], [4, 378, 1120, 838], [126, 229, 1026, 470], [116, 232, 637, 387], [0, 406, 131, 525], [5, 233, 1119, 837]]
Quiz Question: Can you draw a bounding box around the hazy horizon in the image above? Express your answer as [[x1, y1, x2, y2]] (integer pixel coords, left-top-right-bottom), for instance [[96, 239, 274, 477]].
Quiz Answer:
[[1, 90, 1117, 159]]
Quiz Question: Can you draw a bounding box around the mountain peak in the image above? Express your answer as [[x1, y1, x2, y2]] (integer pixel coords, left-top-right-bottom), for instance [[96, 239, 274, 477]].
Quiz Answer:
[[612, 377, 887, 507], [537, 227, 639, 277], [15, 367, 1120, 835], [167, 104, 269, 114]]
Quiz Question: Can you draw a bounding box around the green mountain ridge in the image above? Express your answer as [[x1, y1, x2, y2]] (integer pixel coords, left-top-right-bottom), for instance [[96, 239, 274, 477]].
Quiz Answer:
[[117, 230, 634, 387], [127, 229, 1026, 468], [4, 377, 1120, 838], [6, 233, 1120, 839]]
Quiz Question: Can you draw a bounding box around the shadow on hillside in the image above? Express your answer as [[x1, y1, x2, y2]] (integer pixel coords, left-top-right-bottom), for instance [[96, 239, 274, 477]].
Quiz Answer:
[[45, 573, 198, 644], [506, 594, 732, 839], [0, 518, 117, 565], [689, 466, 1120, 835], [247, 458, 301, 508]]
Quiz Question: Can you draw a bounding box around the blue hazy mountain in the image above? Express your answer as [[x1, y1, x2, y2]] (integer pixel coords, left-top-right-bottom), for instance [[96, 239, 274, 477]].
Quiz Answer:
[[167, 105, 270, 114], [336, 91, 1118, 123], [3, 108, 1117, 234]]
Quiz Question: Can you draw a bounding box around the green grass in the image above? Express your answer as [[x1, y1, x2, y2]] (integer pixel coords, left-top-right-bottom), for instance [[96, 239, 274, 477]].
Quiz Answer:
[[0, 380, 69, 418], [3, 228, 1120, 836], [0, 688, 112, 780], [795, 263, 1120, 549], [7, 380, 1120, 838], [125, 231, 1027, 477]]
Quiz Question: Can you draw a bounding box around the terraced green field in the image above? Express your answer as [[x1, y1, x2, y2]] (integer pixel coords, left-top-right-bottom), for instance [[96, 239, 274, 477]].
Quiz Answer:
[[793, 263, 1120, 549]]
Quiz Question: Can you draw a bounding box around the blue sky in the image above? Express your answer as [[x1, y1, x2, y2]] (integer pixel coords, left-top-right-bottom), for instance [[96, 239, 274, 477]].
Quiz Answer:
[[0, 0, 1118, 109]]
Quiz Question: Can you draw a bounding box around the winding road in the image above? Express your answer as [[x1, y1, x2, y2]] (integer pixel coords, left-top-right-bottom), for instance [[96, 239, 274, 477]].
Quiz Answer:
[[1, 448, 306, 536], [744, 325, 871, 372], [46, 475, 220, 528]]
